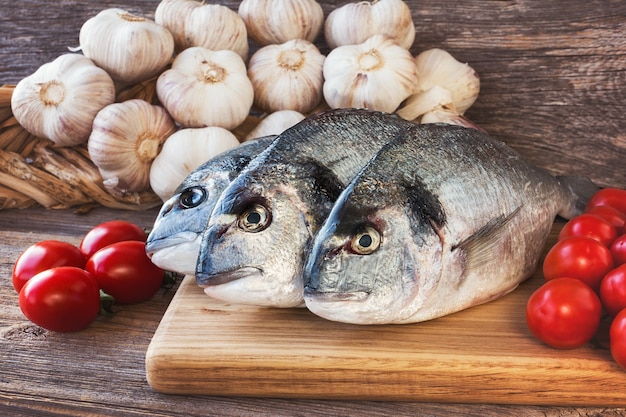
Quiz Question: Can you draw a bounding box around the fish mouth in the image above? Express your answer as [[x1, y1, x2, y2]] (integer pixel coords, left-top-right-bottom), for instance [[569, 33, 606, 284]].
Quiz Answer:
[[197, 267, 263, 287], [145, 231, 198, 254], [303, 287, 370, 302]]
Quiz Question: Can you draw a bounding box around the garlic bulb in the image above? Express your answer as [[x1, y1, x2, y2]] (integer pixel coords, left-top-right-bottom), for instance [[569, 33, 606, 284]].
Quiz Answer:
[[397, 48, 480, 121], [323, 35, 418, 113], [11, 53, 115, 147], [88, 99, 177, 193], [244, 110, 305, 141], [248, 40, 325, 113], [238, 0, 324, 46], [420, 108, 485, 131], [155, 0, 248, 61], [156, 47, 254, 130], [324, 0, 415, 49], [150, 127, 240, 201], [79, 8, 174, 84]]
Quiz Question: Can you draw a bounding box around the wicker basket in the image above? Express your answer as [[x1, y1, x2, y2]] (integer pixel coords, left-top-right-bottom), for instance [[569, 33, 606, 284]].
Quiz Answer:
[[0, 80, 263, 212]]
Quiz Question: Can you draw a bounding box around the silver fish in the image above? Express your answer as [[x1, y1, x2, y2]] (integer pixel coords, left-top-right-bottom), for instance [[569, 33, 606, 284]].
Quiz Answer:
[[196, 108, 413, 307], [303, 122, 596, 325], [145, 136, 275, 275]]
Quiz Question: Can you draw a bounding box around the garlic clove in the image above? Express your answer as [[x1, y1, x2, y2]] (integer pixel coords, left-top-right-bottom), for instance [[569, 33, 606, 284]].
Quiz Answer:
[[398, 48, 480, 121], [79, 8, 175, 84], [88, 99, 177, 194], [396, 85, 454, 121], [156, 47, 254, 130], [11, 54, 116, 147], [238, 0, 324, 46], [420, 108, 486, 131], [155, 0, 248, 61], [248, 39, 325, 113], [323, 35, 419, 113], [149, 126, 241, 201], [244, 110, 306, 141], [324, 0, 415, 49]]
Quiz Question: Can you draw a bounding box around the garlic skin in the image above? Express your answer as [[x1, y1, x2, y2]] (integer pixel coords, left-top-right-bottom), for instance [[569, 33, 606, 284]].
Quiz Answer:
[[397, 48, 480, 121], [88, 99, 177, 193], [150, 127, 240, 201], [420, 108, 485, 131], [244, 110, 305, 141], [248, 40, 325, 113], [155, 0, 248, 61], [324, 0, 415, 49], [156, 47, 254, 130], [79, 8, 174, 84], [323, 35, 418, 113], [238, 0, 324, 46], [11, 54, 115, 147]]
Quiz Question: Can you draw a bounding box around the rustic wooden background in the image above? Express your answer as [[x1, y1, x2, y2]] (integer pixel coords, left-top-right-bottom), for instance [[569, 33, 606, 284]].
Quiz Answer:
[[1, 1, 626, 416], [2, 0, 624, 189]]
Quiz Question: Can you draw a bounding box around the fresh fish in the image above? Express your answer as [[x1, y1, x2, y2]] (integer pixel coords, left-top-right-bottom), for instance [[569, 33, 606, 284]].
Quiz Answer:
[[303, 122, 597, 325], [196, 108, 414, 307], [145, 136, 275, 275]]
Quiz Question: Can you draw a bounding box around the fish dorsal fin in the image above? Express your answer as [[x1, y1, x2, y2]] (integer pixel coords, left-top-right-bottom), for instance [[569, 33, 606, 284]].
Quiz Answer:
[[453, 206, 522, 278]]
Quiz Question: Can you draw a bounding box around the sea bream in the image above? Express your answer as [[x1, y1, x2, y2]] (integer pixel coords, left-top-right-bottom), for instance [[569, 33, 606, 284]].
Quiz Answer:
[[303, 121, 597, 325], [196, 108, 413, 307], [145, 136, 275, 275]]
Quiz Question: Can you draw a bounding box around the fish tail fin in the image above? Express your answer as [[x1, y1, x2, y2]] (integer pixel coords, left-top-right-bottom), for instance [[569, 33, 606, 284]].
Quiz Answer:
[[556, 175, 600, 219]]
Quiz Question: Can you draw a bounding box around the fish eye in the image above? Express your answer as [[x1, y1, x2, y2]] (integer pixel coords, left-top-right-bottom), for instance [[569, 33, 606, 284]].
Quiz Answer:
[[238, 204, 271, 233], [350, 225, 381, 255], [178, 186, 207, 209]]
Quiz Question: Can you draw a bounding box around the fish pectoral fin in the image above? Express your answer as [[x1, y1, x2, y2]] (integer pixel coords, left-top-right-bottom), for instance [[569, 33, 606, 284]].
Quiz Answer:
[[453, 206, 522, 280]]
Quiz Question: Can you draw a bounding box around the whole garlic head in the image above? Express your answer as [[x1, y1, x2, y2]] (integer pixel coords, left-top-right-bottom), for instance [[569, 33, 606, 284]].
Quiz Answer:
[[156, 47, 254, 130], [88, 99, 177, 194], [79, 8, 175, 84], [323, 35, 418, 113], [244, 110, 305, 141], [11, 53, 115, 147], [397, 48, 480, 121], [248, 39, 325, 113], [324, 0, 415, 49], [149, 126, 240, 201], [238, 0, 324, 46], [155, 0, 248, 61]]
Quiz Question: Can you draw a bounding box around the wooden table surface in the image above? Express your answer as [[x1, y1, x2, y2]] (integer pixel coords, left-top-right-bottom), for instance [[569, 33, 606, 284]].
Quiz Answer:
[[1, 0, 625, 415]]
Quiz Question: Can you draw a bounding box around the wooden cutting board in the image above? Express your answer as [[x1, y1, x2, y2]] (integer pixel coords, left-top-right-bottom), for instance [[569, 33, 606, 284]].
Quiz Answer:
[[145, 225, 626, 406]]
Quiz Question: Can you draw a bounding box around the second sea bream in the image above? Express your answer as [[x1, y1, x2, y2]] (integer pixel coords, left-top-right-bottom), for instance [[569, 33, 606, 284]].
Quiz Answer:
[[303, 122, 596, 324], [195, 109, 412, 307]]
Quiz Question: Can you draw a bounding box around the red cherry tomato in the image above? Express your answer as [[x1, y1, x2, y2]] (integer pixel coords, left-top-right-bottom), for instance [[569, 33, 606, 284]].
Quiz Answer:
[[543, 236, 614, 292], [610, 309, 626, 370], [586, 188, 626, 215], [12, 240, 86, 293], [585, 205, 626, 231], [558, 214, 618, 246], [79, 220, 147, 258], [526, 277, 602, 349], [600, 264, 626, 316], [85, 240, 163, 304], [612, 235, 626, 266], [18, 266, 100, 332]]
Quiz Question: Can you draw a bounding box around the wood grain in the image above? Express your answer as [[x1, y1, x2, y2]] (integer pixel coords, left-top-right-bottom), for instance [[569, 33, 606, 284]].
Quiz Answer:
[[145, 225, 626, 407], [1, 0, 625, 415]]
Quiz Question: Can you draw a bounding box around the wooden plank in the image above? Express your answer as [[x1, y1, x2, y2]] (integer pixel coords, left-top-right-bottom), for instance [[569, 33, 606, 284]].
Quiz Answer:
[[146, 224, 626, 406]]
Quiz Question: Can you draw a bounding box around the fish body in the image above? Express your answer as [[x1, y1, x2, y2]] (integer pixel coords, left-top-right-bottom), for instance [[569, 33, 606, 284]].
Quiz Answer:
[[303, 122, 595, 324], [196, 108, 413, 307], [145, 136, 275, 275]]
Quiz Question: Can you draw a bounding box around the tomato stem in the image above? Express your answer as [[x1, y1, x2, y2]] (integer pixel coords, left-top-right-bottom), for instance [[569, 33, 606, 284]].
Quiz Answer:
[[99, 289, 116, 316]]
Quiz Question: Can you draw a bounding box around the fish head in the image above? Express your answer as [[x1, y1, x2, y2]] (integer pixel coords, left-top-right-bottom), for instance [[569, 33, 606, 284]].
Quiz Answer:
[[196, 163, 336, 308], [146, 171, 232, 275], [303, 178, 444, 324]]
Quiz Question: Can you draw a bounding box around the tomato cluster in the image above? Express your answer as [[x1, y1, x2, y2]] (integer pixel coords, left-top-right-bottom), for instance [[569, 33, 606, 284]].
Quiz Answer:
[[526, 188, 626, 370], [12, 220, 164, 332]]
